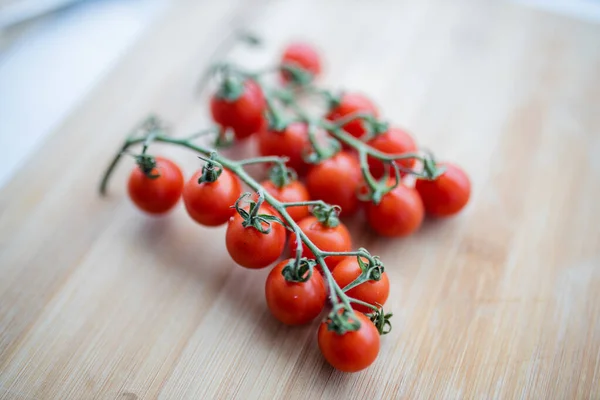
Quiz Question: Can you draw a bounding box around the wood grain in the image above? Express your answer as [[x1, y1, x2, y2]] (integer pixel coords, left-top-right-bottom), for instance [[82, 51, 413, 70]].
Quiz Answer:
[[1, 0, 599, 398]]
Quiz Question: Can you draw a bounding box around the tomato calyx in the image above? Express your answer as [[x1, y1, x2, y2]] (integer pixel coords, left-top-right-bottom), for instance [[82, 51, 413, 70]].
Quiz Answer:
[[280, 63, 314, 86], [367, 307, 393, 335], [233, 192, 284, 234], [135, 154, 160, 179], [342, 253, 385, 293], [421, 152, 447, 180], [357, 149, 402, 205], [268, 164, 297, 189], [362, 119, 390, 142], [216, 73, 245, 101], [325, 90, 342, 109], [300, 122, 340, 165], [311, 203, 341, 228], [325, 304, 362, 335], [197, 154, 223, 183], [282, 257, 317, 283]]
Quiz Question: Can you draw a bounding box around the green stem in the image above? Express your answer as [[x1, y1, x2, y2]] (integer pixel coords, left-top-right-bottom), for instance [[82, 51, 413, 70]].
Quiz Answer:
[[327, 111, 374, 129], [100, 128, 387, 334], [237, 156, 288, 167], [99, 138, 145, 195], [281, 200, 329, 208], [348, 298, 380, 312], [320, 250, 376, 267], [327, 126, 423, 162]]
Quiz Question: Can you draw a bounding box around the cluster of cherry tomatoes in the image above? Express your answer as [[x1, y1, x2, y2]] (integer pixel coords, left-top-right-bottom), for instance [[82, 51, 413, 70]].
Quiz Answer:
[[123, 41, 471, 373]]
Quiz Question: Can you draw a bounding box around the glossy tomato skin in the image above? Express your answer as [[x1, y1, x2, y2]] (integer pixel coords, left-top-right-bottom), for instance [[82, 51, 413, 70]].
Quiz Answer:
[[226, 205, 286, 269], [257, 122, 311, 175], [318, 312, 380, 372], [306, 152, 363, 216], [210, 79, 266, 140], [280, 42, 322, 82], [415, 163, 471, 217], [289, 216, 351, 271], [183, 169, 242, 226], [265, 260, 327, 325], [367, 127, 417, 179], [332, 258, 390, 313], [261, 180, 310, 222], [366, 183, 424, 237], [326, 93, 378, 141], [127, 157, 184, 215]]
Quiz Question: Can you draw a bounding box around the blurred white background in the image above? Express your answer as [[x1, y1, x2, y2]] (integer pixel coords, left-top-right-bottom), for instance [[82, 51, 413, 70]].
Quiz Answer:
[[0, 0, 599, 188]]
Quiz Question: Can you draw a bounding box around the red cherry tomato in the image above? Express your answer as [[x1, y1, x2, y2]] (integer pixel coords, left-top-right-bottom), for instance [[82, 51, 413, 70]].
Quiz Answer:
[[318, 312, 380, 372], [415, 163, 471, 217], [289, 216, 351, 271], [367, 127, 417, 179], [326, 93, 378, 141], [332, 258, 390, 313], [183, 169, 242, 226], [365, 183, 424, 237], [127, 157, 184, 215], [210, 79, 266, 140], [280, 42, 322, 83], [306, 152, 363, 216], [265, 259, 327, 325], [257, 122, 312, 175], [226, 205, 286, 269], [261, 180, 310, 222]]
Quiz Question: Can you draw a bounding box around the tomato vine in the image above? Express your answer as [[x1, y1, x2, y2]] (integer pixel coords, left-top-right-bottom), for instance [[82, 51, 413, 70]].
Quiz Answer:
[[100, 40, 470, 372]]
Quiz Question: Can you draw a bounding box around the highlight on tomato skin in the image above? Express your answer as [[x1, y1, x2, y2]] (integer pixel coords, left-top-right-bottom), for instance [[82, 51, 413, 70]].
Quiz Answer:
[[127, 157, 184, 215], [317, 312, 380, 373], [415, 162, 471, 217], [265, 259, 327, 325]]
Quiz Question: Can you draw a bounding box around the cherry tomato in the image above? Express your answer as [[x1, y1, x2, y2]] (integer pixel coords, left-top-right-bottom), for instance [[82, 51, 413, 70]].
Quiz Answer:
[[367, 127, 417, 179], [257, 122, 312, 175], [365, 183, 424, 237], [183, 169, 242, 226], [226, 204, 286, 269], [332, 258, 390, 313], [127, 157, 184, 215], [265, 259, 327, 325], [210, 79, 266, 140], [306, 152, 363, 216], [289, 216, 351, 271], [415, 163, 471, 217], [261, 180, 310, 222], [326, 93, 378, 141], [280, 42, 322, 83], [318, 312, 380, 372]]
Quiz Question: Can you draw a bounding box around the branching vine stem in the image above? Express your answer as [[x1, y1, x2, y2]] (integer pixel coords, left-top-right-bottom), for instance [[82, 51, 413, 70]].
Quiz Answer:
[[100, 118, 386, 334]]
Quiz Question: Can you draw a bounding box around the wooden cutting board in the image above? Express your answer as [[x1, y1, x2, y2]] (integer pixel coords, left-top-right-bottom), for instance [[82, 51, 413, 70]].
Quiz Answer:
[[1, 0, 599, 398]]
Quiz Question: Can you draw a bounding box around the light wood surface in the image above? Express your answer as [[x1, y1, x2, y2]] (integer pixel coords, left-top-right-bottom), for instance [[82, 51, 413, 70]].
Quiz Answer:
[[1, 0, 600, 398]]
